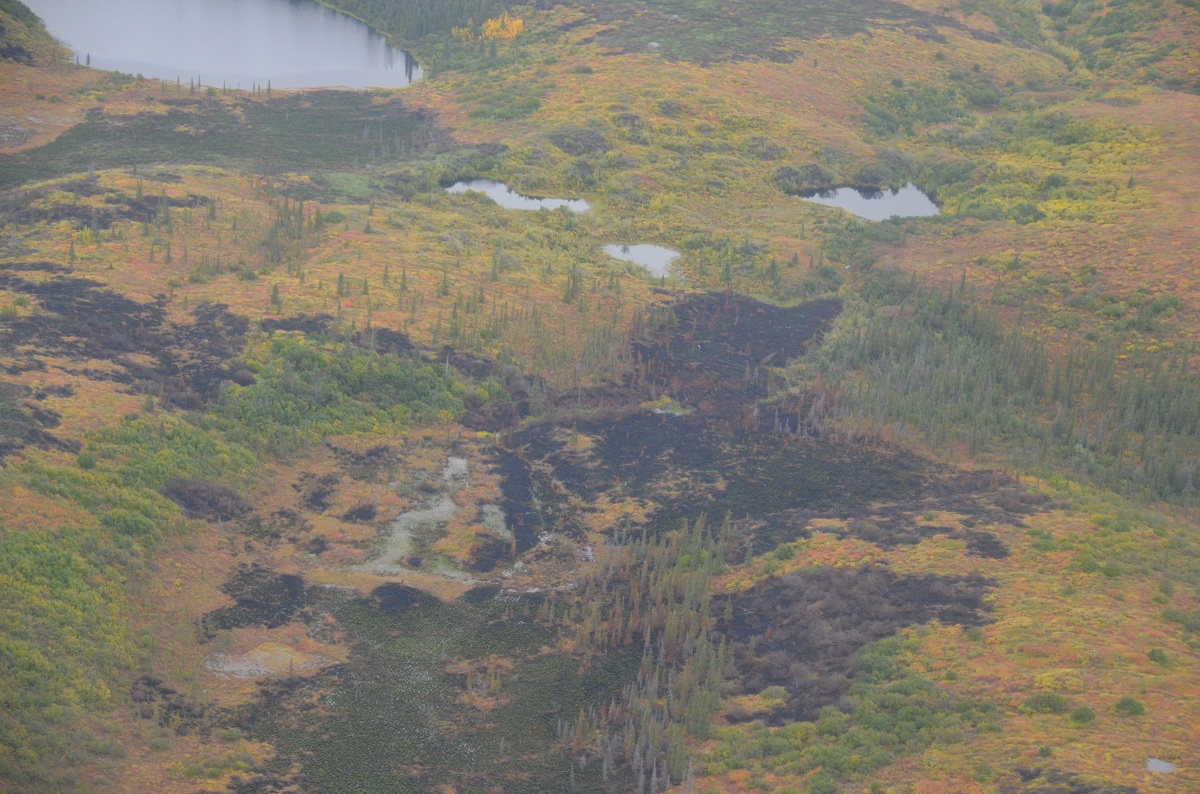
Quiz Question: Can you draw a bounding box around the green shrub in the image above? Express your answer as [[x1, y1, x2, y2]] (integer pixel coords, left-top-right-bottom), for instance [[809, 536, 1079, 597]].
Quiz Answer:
[[1025, 692, 1069, 714], [807, 773, 838, 793], [1069, 706, 1096, 725], [205, 334, 467, 455], [1147, 648, 1168, 665], [1114, 696, 1145, 716], [761, 685, 789, 702]]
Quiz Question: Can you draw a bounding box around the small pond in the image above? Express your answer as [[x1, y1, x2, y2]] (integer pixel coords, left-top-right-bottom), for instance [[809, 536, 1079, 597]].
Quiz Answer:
[[445, 179, 590, 213], [604, 244, 681, 278], [799, 183, 939, 221], [24, 0, 421, 89]]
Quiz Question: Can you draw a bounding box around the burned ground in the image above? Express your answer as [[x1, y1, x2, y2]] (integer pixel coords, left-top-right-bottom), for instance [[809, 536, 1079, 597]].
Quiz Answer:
[[235, 507, 312, 546], [562, 0, 1007, 64], [3, 180, 210, 230], [493, 447, 546, 554], [718, 565, 993, 722], [129, 675, 209, 737], [494, 291, 1047, 559], [1009, 768, 1140, 793], [160, 478, 252, 521], [201, 564, 311, 638], [259, 313, 333, 336], [327, 442, 400, 483], [505, 411, 929, 536], [631, 293, 840, 425], [0, 379, 72, 458], [293, 472, 341, 512], [340, 502, 377, 523], [465, 532, 511, 573], [369, 583, 443, 612], [0, 271, 168, 369], [0, 91, 452, 187], [355, 326, 415, 357], [501, 408, 1047, 563], [0, 268, 249, 407], [741, 473, 1055, 557]]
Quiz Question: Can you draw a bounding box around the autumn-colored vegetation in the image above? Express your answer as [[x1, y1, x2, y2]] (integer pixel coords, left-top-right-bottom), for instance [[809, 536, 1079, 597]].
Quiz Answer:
[[2, 0, 1200, 791]]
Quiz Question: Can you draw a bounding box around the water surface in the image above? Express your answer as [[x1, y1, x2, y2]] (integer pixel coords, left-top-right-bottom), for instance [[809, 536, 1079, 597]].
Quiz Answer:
[[799, 183, 939, 221], [446, 179, 590, 213], [25, 0, 421, 89], [358, 457, 466, 574], [604, 244, 680, 278]]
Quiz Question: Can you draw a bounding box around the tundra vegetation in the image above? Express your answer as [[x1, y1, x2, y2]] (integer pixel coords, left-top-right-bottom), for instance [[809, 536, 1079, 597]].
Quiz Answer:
[[1, 0, 1199, 791]]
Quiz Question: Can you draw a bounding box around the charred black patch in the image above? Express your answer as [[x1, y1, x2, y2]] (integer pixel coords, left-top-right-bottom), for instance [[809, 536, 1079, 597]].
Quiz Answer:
[[0, 271, 248, 407], [201, 564, 310, 638], [633, 293, 840, 423], [492, 448, 545, 554], [491, 291, 1045, 566], [505, 411, 929, 543], [1010, 768, 1139, 793], [459, 392, 522, 432], [328, 442, 399, 482], [369, 583, 441, 612], [964, 529, 1010, 559], [460, 585, 502, 604], [719, 565, 992, 722], [566, 0, 1012, 65], [465, 533, 511, 573], [161, 478, 252, 521], [0, 261, 71, 273], [491, 295, 857, 546], [0, 91, 452, 187], [9, 187, 208, 230], [260, 313, 333, 335], [0, 272, 167, 366], [237, 508, 311, 545], [294, 472, 340, 512], [130, 675, 208, 736], [740, 476, 1040, 557], [153, 302, 252, 408], [0, 380, 71, 459], [340, 502, 377, 523], [354, 326, 414, 356]]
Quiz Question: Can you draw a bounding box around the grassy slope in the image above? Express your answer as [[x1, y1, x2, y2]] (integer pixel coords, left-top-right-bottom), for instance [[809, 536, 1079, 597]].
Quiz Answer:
[[0, 0, 1199, 791]]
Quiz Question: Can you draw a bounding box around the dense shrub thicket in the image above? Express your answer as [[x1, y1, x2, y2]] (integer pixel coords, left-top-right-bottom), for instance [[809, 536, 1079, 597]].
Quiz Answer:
[[205, 334, 467, 454], [795, 280, 1200, 502]]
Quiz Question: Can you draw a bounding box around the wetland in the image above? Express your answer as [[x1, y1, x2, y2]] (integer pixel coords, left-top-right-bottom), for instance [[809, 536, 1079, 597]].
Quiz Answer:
[[445, 179, 591, 212], [603, 243, 680, 277], [798, 183, 940, 221]]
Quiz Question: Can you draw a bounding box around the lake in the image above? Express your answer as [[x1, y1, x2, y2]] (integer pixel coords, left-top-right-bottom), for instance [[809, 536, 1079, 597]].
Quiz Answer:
[[604, 244, 680, 278], [799, 183, 939, 221], [446, 179, 591, 213], [23, 0, 421, 89]]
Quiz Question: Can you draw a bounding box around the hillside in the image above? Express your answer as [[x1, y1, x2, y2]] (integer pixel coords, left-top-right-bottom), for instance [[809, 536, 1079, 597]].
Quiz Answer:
[[1, 0, 1199, 792]]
